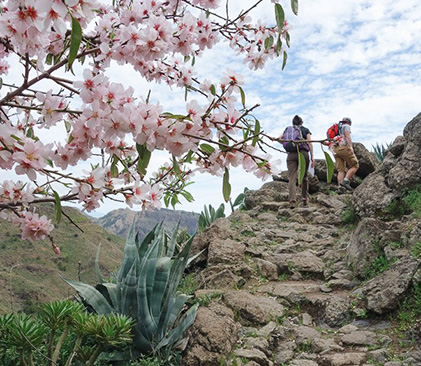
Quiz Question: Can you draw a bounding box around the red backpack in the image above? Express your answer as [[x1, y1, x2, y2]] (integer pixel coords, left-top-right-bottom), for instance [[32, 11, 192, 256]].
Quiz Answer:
[[326, 122, 342, 139]]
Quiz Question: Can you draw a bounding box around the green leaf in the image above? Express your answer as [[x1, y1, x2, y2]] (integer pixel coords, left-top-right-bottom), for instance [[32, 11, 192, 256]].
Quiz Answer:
[[324, 151, 335, 184], [297, 152, 306, 185], [136, 143, 152, 176], [222, 168, 231, 202], [46, 53, 53, 65], [264, 35, 274, 50], [275, 3, 285, 32], [0, 77, 2, 89], [46, 158, 54, 168], [282, 50, 288, 70], [239, 86, 246, 108], [184, 86, 188, 101], [286, 31, 291, 48], [68, 16, 82, 69], [210, 84, 216, 96], [110, 156, 119, 178], [53, 190, 62, 224], [200, 143, 215, 155], [252, 119, 261, 147], [275, 36, 282, 56], [291, 0, 299, 15], [61, 276, 114, 314], [180, 191, 194, 202], [233, 193, 245, 207], [172, 155, 181, 175]]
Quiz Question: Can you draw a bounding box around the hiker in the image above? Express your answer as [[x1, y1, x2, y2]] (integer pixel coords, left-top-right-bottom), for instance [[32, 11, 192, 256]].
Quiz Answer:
[[327, 117, 359, 194], [280, 115, 315, 208]]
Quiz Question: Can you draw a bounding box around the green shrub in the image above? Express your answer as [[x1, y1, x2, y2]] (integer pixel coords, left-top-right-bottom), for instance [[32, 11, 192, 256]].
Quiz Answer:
[[403, 185, 421, 218], [372, 142, 392, 162]]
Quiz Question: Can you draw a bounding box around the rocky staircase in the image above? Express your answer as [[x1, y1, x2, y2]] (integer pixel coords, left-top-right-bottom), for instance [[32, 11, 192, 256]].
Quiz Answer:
[[181, 180, 421, 366]]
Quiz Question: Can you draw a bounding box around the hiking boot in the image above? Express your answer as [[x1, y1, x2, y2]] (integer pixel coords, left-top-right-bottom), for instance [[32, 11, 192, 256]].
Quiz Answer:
[[337, 186, 346, 195], [340, 179, 353, 191]]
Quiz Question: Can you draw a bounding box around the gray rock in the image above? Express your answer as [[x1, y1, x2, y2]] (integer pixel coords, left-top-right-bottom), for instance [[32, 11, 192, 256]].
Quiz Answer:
[[353, 142, 380, 178], [234, 348, 270, 366], [183, 303, 241, 366], [341, 330, 379, 346], [322, 296, 352, 327], [268, 251, 325, 276], [208, 238, 245, 265], [224, 290, 285, 325], [355, 256, 420, 314], [254, 258, 279, 281], [321, 352, 366, 366], [289, 360, 319, 366], [245, 181, 289, 209]]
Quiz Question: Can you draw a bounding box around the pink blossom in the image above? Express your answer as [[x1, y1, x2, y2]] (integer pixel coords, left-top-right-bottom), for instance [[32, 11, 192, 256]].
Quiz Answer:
[[19, 211, 54, 241]]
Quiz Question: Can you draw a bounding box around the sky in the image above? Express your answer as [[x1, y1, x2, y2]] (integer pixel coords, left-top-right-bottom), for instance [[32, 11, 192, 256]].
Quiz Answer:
[[3, 0, 421, 217], [105, 0, 420, 216]]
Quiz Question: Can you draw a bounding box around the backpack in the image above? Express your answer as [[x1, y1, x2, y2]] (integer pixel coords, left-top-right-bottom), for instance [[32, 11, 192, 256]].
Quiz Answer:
[[326, 122, 343, 139], [282, 125, 309, 152]]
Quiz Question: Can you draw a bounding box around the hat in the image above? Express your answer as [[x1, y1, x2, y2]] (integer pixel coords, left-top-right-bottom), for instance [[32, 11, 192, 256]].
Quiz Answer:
[[341, 117, 352, 125]]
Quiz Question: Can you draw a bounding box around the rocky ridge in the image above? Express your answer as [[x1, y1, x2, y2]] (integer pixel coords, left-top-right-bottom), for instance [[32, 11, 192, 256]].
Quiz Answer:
[[180, 113, 421, 366]]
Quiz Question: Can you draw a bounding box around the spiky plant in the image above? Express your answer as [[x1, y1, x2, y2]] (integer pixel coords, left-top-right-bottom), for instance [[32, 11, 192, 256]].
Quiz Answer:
[[198, 203, 225, 230], [62, 222, 198, 362], [372, 142, 392, 162]]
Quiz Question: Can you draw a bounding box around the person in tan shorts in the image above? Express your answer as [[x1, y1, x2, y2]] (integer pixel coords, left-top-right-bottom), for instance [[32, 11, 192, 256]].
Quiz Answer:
[[332, 117, 359, 194]]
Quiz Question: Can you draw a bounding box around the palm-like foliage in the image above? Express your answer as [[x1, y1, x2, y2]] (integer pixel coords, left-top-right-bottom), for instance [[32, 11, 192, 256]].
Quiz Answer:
[[62, 222, 198, 361], [372, 142, 392, 162], [198, 203, 225, 230]]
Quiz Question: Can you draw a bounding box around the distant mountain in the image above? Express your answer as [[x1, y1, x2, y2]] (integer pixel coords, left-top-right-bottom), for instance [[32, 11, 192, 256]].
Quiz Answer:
[[95, 207, 200, 241], [0, 204, 124, 314]]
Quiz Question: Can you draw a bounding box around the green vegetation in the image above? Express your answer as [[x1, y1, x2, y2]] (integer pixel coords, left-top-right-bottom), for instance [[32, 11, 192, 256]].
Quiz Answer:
[[0, 300, 134, 366], [372, 142, 392, 162], [63, 222, 198, 364], [403, 184, 421, 218], [394, 282, 421, 332], [341, 200, 358, 226], [363, 241, 396, 281], [0, 204, 124, 314], [198, 203, 226, 231], [411, 242, 421, 259]]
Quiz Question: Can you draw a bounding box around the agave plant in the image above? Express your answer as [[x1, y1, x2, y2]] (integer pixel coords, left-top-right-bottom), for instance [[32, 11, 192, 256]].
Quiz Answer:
[[198, 203, 225, 230], [62, 222, 198, 361], [372, 142, 392, 162]]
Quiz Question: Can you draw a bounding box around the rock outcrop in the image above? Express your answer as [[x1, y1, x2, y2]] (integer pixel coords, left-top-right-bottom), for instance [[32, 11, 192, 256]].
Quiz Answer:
[[181, 113, 421, 366]]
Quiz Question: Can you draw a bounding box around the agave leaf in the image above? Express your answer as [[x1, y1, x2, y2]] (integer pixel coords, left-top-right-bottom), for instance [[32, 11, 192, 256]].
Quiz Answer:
[[138, 222, 160, 260], [157, 303, 198, 350], [117, 219, 139, 286], [95, 283, 117, 310], [61, 276, 113, 314], [151, 257, 171, 323], [119, 262, 139, 319], [162, 294, 190, 332], [167, 222, 180, 258]]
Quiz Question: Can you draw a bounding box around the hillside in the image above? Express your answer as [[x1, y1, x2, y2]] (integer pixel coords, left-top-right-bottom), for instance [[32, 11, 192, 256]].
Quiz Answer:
[[0, 204, 124, 314], [96, 207, 199, 240]]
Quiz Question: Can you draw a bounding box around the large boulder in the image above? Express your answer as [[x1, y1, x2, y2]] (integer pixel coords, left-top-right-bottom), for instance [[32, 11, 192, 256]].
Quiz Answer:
[[353, 142, 380, 178], [244, 181, 288, 209], [182, 303, 241, 365], [353, 256, 420, 314], [353, 112, 421, 218]]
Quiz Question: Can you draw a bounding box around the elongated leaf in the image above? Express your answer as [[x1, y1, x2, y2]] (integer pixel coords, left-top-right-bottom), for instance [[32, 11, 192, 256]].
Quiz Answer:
[[53, 190, 62, 224], [222, 168, 231, 202], [151, 257, 171, 323], [297, 151, 306, 185], [110, 156, 119, 178], [68, 16, 82, 69], [61, 276, 114, 314], [282, 51, 288, 70], [136, 143, 152, 176], [172, 155, 181, 175], [117, 219, 139, 287], [239, 86, 246, 108], [233, 193, 245, 207], [210, 84, 216, 95], [291, 0, 299, 15], [252, 119, 261, 147], [264, 35, 274, 50], [323, 151, 335, 183], [94, 243, 104, 284], [95, 283, 117, 309], [120, 262, 139, 318], [157, 303, 198, 349], [275, 3, 285, 31], [200, 143, 215, 155]]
